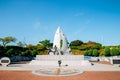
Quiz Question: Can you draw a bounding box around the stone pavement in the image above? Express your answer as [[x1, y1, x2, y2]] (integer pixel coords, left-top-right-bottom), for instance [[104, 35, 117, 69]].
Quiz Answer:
[[0, 62, 120, 71]]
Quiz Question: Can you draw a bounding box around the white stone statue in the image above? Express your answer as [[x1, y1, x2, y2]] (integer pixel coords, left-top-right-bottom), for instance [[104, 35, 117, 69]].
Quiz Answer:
[[49, 27, 72, 55]]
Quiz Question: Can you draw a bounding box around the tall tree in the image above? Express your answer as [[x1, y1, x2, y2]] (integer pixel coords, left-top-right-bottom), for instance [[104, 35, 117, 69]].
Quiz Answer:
[[0, 36, 16, 47]]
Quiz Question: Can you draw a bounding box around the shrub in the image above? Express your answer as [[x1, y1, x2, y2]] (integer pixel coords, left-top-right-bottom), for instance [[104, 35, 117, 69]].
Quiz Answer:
[[103, 47, 110, 56], [6, 49, 15, 57], [32, 50, 38, 57], [10, 56, 33, 62], [92, 49, 99, 57], [23, 50, 31, 56], [110, 48, 119, 56], [88, 50, 93, 56], [84, 50, 89, 56]]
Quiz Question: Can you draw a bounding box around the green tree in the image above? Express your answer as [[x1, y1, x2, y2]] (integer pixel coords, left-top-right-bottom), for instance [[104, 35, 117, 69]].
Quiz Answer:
[[81, 41, 102, 50], [70, 40, 83, 46], [93, 49, 99, 57], [17, 41, 26, 47], [110, 48, 119, 56], [84, 50, 89, 56], [88, 49, 93, 56], [0, 36, 16, 47], [36, 44, 46, 51], [39, 39, 51, 48], [23, 50, 31, 56], [31, 50, 38, 57], [26, 44, 35, 50], [6, 48, 15, 57], [103, 47, 110, 56]]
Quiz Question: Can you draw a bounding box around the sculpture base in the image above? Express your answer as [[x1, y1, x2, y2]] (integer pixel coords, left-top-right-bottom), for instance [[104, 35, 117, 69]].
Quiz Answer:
[[29, 55, 92, 66]]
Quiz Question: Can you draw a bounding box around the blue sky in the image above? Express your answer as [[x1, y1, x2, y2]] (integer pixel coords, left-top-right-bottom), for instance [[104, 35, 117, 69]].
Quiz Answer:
[[0, 0, 120, 46]]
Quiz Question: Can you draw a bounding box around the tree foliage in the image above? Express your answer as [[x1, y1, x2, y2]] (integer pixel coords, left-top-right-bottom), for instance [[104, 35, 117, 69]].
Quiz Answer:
[[103, 47, 110, 56], [84, 49, 99, 57], [93, 49, 99, 57], [31, 50, 38, 57], [88, 49, 93, 56], [36, 44, 46, 51], [0, 36, 120, 59], [17, 41, 26, 47], [26, 44, 35, 50], [110, 48, 119, 56], [39, 39, 52, 48], [0, 36, 16, 47], [81, 41, 102, 50], [6, 48, 14, 57], [23, 50, 31, 56], [84, 50, 89, 56], [70, 40, 83, 46]]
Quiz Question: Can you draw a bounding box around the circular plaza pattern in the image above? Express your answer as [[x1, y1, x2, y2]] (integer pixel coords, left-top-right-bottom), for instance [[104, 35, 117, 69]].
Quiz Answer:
[[32, 67, 84, 76]]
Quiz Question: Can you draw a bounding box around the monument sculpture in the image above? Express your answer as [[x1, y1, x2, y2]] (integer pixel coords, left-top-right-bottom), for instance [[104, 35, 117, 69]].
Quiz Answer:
[[49, 27, 71, 55], [29, 27, 92, 66], [30, 27, 92, 76]]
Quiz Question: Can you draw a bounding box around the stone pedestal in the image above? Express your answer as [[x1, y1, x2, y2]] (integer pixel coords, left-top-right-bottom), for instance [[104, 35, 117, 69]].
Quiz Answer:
[[29, 55, 92, 66]]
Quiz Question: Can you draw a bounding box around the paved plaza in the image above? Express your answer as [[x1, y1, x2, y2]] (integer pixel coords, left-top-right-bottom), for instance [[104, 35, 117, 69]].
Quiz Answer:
[[0, 61, 120, 80], [0, 62, 120, 71]]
